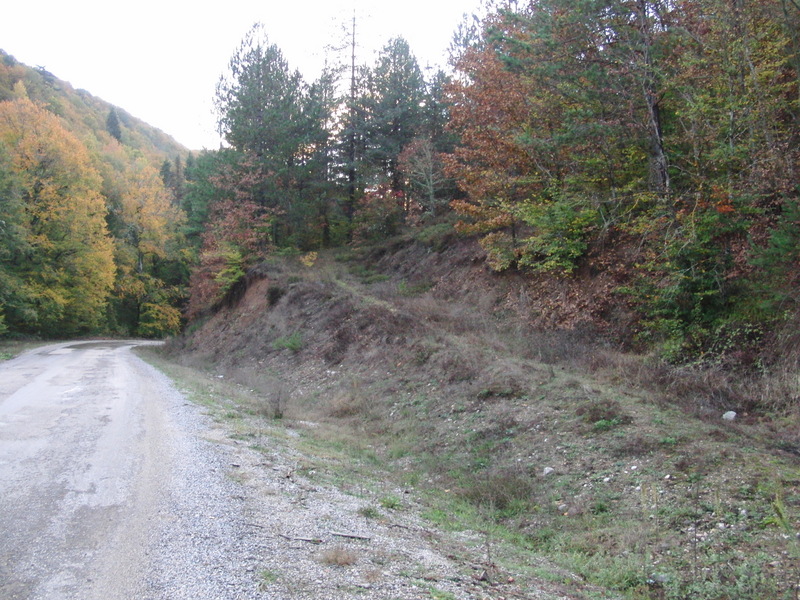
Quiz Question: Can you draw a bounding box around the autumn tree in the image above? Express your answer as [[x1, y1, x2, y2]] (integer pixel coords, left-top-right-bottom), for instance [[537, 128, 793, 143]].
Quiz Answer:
[[185, 156, 273, 319], [445, 0, 799, 358], [0, 96, 115, 335], [0, 140, 29, 335], [110, 156, 185, 337]]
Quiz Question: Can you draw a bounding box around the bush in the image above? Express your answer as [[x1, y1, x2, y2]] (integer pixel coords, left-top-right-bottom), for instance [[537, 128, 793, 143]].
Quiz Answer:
[[272, 332, 303, 353]]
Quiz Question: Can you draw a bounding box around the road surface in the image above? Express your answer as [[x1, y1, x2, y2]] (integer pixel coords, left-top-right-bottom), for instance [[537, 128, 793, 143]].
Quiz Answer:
[[0, 340, 261, 600], [0, 341, 568, 600]]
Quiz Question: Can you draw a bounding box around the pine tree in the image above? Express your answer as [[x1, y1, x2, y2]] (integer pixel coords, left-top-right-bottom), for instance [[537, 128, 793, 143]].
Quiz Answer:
[[106, 108, 122, 142], [363, 37, 426, 192]]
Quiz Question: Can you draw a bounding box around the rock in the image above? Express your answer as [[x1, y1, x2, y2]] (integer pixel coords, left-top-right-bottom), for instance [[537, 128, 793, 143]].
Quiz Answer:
[[722, 411, 737, 421], [543, 467, 555, 476], [649, 572, 670, 585]]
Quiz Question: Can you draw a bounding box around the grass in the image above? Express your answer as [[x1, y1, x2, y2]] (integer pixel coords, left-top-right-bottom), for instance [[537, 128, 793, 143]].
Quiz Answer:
[[150, 338, 800, 598], [357, 505, 381, 519], [0, 340, 45, 360], [257, 569, 280, 591], [426, 587, 457, 600], [272, 331, 304, 353], [379, 495, 403, 510]]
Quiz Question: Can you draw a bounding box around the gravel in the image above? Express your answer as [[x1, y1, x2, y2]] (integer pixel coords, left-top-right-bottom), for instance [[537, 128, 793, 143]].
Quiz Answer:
[[134, 356, 568, 600]]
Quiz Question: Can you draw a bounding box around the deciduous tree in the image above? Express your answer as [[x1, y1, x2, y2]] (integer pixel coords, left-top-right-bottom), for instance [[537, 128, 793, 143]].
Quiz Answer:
[[0, 97, 115, 335]]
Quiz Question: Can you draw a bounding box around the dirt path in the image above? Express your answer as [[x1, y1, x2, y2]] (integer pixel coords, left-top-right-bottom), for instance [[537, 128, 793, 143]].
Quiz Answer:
[[0, 341, 570, 599], [0, 340, 266, 599]]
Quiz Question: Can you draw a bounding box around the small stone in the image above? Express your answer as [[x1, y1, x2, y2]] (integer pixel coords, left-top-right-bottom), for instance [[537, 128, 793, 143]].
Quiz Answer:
[[649, 572, 669, 585], [722, 411, 737, 421], [543, 467, 555, 476]]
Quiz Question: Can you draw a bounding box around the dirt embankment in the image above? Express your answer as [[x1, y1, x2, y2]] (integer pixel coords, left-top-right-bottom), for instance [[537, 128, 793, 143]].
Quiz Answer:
[[168, 235, 800, 599]]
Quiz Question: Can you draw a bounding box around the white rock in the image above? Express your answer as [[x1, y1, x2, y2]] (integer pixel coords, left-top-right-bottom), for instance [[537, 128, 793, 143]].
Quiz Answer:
[[722, 411, 737, 421], [543, 467, 555, 476]]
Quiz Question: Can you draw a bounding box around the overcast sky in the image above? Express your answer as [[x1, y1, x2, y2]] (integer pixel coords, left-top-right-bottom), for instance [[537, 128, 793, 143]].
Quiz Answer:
[[1, 0, 485, 150]]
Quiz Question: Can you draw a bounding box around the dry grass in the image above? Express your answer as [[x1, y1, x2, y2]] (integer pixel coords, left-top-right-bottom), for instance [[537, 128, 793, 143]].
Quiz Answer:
[[325, 378, 370, 419], [319, 546, 358, 567]]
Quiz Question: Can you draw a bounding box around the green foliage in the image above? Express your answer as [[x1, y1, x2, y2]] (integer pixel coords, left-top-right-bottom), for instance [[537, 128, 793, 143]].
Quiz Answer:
[[272, 332, 303, 353], [622, 204, 748, 361], [106, 108, 122, 142], [516, 199, 597, 273], [213, 244, 246, 297], [352, 184, 406, 243]]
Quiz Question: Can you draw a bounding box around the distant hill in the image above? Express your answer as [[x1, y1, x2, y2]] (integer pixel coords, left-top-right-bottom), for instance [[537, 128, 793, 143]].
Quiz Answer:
[[0, 49, 192, 339], [0, 49, 188, 164]]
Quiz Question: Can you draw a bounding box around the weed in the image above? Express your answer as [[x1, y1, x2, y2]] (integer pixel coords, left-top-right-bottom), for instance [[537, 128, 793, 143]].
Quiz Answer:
[[358, 505, 381, 519], [349, 264, 390, 284], [427, 587, 457, 600], [267, 285, 285, 306], [259, 569, 279, 585], [397, 279, 434, 297], [593, 418, 623, 432], [272, 332, 303, 353], [576, 399, 632, 426], [380, 495, 403, 510], [326, 381, 368, 419], [300, 251, 318, 267]]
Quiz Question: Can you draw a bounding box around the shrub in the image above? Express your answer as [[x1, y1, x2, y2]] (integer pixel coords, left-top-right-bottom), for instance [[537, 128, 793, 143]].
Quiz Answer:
[[272, 332, 303, 353]]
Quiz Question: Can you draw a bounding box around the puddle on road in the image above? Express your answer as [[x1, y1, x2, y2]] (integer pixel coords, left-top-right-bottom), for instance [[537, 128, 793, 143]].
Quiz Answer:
[[65, 341, 131, 351]]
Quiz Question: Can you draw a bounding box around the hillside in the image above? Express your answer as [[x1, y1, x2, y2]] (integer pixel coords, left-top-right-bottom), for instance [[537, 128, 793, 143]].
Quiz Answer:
[[0, 49, 192, 339], [0, 50, 187, 161], [166, 233, 800, 599]]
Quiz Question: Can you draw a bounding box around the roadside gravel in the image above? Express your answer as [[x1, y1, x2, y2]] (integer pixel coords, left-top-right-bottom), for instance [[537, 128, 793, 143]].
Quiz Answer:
[[140, 356, 573, 600]]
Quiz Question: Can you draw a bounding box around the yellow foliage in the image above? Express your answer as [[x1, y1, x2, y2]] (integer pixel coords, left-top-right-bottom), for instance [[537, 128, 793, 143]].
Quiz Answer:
[[300, 251, 318, 267], [0, 96, 115, 333]]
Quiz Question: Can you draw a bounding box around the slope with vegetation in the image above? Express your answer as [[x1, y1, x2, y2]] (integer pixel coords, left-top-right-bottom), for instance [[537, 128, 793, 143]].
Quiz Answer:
[[180, 0, 800, 375], [165, 234, 800, 599]]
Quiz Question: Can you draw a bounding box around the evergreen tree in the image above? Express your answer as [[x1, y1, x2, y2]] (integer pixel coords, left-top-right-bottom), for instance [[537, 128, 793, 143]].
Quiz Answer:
[[106, 108, 122, 142], [363, 38, 426, 192]]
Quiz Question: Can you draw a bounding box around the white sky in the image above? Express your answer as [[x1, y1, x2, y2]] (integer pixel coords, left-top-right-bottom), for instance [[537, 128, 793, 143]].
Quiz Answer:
[[1, 0, 484, 150]]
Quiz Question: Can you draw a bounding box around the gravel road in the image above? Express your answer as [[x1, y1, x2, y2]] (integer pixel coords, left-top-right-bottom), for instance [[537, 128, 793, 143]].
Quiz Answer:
[[0, 341, 567, 600]]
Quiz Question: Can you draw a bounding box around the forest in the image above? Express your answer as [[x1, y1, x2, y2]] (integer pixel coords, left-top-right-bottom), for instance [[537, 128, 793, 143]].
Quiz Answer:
[[2, 0, 800, 371]]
